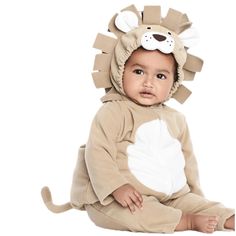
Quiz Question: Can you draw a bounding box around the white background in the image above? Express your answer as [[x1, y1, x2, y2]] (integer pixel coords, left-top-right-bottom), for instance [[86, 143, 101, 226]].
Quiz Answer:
[[0, 0, 235, 235]]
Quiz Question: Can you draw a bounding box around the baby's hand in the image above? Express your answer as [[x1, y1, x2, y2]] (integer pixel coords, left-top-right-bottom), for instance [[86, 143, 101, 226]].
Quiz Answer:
[[112, 184, 143, 213]]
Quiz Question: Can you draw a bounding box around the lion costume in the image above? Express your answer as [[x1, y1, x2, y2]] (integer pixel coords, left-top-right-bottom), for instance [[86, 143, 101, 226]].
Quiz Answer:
[[41, 5, 234, 233]]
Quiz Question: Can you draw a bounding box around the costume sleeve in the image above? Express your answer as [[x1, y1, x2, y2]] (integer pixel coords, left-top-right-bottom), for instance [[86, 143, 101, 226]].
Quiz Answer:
[[180, 117, 204, 196], [85, 102, 128, 205]]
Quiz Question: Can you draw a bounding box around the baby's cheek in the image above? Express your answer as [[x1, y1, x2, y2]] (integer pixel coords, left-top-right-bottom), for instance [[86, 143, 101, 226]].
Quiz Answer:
[[159, 91, 171, 102]]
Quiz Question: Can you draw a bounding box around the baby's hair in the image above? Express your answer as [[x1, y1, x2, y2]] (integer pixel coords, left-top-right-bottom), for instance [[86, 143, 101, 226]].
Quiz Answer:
[[174, 60, 178, 83]]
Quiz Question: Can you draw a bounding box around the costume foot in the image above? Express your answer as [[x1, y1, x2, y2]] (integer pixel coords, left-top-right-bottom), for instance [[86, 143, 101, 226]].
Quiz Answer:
[[189, 215, 219, 233]]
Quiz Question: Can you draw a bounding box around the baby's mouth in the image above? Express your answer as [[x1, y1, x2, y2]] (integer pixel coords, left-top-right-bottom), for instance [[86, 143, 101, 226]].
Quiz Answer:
[[140, 90, 155, 98]]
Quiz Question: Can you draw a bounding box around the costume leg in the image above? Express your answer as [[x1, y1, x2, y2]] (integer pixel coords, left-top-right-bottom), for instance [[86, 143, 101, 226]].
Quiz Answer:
[[85, 195, 182, 233], [165, 193, 235, 230]]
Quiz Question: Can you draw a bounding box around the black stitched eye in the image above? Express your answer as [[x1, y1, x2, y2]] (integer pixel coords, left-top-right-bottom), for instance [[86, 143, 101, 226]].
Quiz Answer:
[[168, 32, 171, 35], [147, 26, 152, 30]]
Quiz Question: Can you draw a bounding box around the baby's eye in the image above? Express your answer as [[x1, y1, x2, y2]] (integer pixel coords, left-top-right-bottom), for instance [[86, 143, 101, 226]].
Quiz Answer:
[[156, 74, 166, 80], [133, 69, 144, 75]]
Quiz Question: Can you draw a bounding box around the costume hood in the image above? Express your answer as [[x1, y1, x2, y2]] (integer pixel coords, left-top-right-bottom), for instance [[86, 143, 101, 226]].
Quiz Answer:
[[92, 5, 203, 104]]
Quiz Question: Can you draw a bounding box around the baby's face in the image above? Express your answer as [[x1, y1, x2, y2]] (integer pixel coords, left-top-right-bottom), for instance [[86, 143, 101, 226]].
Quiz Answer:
[[123, 48, 176, 106]]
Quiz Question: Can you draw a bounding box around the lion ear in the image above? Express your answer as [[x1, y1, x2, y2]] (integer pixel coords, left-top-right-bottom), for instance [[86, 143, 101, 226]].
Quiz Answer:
[[115, 10, 139, 33], [179, 27, 200, 48]]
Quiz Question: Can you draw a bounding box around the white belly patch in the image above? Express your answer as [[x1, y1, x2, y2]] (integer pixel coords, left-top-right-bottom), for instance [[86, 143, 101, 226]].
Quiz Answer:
[[127, 119, 186, 195]]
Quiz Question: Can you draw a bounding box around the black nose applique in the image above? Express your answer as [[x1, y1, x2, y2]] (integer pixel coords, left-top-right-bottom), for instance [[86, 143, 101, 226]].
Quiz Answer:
[[153, 34, 166, 42]]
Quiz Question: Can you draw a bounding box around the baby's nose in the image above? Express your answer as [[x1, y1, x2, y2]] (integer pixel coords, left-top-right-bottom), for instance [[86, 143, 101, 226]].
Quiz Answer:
[[153, 34, 166, 42], [143, 77, 154, 88]]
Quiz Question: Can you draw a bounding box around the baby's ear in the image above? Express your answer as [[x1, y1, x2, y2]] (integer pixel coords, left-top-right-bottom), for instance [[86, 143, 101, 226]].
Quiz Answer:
[[115, 11, 139, 33], [179, 27, 199, 48]]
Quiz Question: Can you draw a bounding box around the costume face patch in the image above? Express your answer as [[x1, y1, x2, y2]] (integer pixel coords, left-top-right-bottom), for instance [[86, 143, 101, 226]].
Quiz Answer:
[[141, 31, 175, 54]]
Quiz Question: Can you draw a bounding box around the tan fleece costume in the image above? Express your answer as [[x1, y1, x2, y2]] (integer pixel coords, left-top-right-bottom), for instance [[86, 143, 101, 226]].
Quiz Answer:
[[41, 5, 234, 233]]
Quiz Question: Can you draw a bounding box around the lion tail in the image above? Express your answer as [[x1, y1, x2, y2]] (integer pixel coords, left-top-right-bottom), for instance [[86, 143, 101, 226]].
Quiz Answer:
[[41, 186, 72, 213]]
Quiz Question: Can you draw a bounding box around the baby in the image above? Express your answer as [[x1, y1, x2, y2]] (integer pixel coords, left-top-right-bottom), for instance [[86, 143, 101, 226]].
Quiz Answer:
[[41, 5, 235, 233]]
